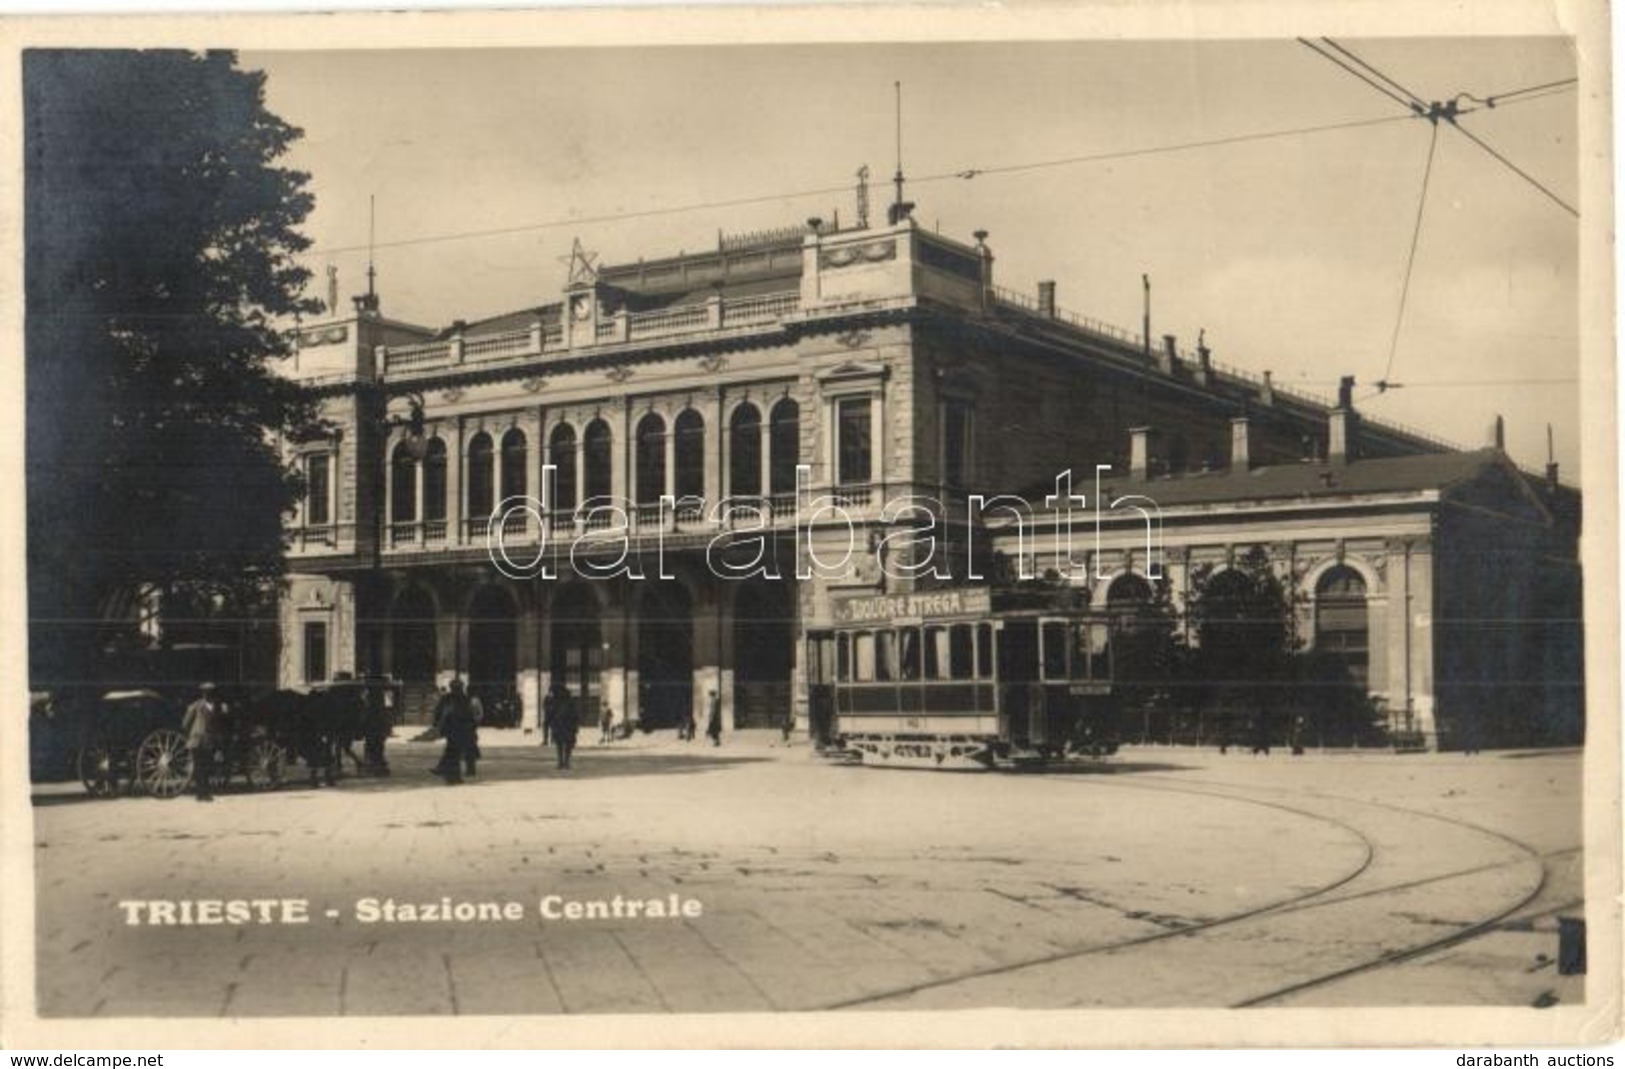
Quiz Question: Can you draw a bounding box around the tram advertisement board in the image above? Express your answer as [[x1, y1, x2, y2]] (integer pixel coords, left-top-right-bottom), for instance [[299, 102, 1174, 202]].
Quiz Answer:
[[833, 588, 992, 626]]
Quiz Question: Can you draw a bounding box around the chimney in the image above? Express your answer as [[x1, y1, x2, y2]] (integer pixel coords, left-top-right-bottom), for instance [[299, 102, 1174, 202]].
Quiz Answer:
[[1492, 414, 1506, 451], [1328, 375, 1357, 464], [1159, 335, 1178, 375], [974, 230, 992, 313], [1037, 280, 1056, 318], [1230, 417, 1251, 471], [1195, 330, 1212, 386], [1260, 370, 1275, 406], [1129, 426, 1153, 481]]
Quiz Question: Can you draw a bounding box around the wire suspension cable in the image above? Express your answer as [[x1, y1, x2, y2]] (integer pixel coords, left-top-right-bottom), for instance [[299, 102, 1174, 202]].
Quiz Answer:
[[1320, 38, 1431, 109], [304, 113, 1417, 259], [1297, 38, 1419, 112], [1383, 120, 1440, 388], [1449, 120, 1579, 218], [1459, 76, 1579, 108]]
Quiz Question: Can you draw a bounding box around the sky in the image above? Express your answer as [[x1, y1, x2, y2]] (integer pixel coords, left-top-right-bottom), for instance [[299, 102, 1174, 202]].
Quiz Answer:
[[245, 38, 1582, 476]]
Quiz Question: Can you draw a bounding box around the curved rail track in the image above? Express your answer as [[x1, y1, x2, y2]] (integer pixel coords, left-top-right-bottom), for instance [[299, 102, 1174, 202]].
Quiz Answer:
[[829, 771, 1579, 1010]]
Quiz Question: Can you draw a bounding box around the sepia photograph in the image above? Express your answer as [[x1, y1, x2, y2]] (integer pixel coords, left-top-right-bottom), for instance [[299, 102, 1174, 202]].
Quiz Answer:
[[2, 3, 1617, 1050]]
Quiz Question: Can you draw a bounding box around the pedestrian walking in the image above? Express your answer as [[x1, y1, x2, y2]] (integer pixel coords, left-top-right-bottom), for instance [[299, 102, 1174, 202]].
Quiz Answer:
[[680, 702, 697, 742], [182, 682, 223, 802], [542, 683, 563, 747], [361, 682, 392, 776], [431, 679, 476, 785], [553, 689, 580, 770], [1248, 715, 1271, 756], [705, 689, 722, 747], [598, 698, 615, 744], [781, 704, 796, 743], [465, 688, 485, 778]]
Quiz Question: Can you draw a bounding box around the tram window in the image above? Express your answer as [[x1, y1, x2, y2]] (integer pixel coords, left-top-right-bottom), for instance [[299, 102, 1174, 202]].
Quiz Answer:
[[1042, 621, 1069, 679], [836, 634, 851, 682], [922, 627, 940, 680], [976, 624, 994, 678], [875, 630, 897, 681], [899, 628, 922, 681], [1076, 621, 1109, 680], [948, 625, 974, 680], [854, 632, 875, 682]]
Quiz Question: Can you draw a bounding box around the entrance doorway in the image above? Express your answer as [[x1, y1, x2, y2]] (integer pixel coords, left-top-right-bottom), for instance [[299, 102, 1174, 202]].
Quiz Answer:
[[637, 583, 693, 731], [467, 585, 519, 727], [550, 585, 603, 714], [733, 581, 794, 729], [391, 587, 437, 724]]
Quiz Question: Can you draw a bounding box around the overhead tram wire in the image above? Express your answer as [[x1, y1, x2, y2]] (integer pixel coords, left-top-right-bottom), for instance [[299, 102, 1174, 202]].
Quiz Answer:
[[1319, 38, 1432, 112], [1457, 76, 1579, 109], [1381, 120, 1441, 391], [1301, 37, 1578, 219], [301, 112, 1419, 261], [1446, 121, 1578, 217], [1296, 38, 1420, 113]]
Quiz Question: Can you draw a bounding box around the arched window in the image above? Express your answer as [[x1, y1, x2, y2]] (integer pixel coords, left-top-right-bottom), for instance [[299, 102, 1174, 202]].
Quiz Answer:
[[583, 419, 612, 501], [549, 423, 577, 512], [674, 409, 705, 500], [422, 438, 447, 524], [635, 413, 666, 505], [729, 402, 761, 497], [390, 441, 418, 523], [1106, 573, 1154, 614], [467, 433, 494, 523], [500, 428, 527, 502], [1106, 572, 1155, 635], [769, 398, 799, 495], [1316, 565, 1370, 686], [1197, 569, 1257, 681]]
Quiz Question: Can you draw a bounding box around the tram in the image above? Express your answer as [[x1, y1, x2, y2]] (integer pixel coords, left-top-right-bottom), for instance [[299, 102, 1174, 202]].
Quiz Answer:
[[814, 587, 1120, 769]]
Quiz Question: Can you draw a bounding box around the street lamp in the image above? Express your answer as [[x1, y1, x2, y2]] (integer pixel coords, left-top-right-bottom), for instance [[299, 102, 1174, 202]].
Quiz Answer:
[[386, 391, 429, 459]]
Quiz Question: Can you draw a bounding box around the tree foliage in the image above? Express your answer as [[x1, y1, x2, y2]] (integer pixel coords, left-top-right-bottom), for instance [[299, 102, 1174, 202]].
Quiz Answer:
[[26, 50, 318, 684]]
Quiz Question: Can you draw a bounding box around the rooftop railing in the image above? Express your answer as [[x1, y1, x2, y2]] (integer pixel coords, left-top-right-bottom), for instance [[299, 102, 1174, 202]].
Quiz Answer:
[[989, 287, 1469, 455], [379, 289, 809, 374]]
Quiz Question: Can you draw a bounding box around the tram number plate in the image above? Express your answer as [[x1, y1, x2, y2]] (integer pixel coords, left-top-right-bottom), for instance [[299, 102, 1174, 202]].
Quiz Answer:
[[903, 717, 923, 729]]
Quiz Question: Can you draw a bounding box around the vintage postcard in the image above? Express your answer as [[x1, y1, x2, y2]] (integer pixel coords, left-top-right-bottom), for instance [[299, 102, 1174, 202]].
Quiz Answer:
[[0, 1, 1617, 1050]]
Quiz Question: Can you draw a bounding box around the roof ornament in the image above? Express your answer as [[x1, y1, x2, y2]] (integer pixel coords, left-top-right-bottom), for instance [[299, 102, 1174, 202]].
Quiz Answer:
[[561, 237, 599, 286]]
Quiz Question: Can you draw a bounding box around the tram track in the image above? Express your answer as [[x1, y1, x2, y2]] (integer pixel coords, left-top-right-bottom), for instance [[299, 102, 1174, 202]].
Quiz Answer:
[[827, 771, 1575, 1010]]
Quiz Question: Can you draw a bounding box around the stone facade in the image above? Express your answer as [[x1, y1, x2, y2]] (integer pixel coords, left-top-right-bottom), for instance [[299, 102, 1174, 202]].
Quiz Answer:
[[276, 216, 1583, 750]]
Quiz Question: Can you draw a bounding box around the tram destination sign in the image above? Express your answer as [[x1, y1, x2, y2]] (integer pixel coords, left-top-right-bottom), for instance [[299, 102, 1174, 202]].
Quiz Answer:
[[833, 588, 992, 626]]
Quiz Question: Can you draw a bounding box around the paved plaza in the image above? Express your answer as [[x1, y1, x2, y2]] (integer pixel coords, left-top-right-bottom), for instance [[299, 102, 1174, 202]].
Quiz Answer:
[[29, 732, 1586, 1018]]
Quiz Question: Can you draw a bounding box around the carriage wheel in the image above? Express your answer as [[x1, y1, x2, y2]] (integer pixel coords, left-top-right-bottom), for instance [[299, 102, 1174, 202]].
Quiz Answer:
[[77, 740, 124, 798], [245, 739, 285, 790], [136, 729, 193, 799]]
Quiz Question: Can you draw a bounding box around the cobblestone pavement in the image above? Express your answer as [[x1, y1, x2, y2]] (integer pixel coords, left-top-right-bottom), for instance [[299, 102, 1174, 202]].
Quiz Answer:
[[29, 732, 1585, 1018]]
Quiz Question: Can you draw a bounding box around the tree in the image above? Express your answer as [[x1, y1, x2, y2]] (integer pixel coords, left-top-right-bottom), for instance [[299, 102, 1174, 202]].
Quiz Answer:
[[1185, 546, 1296, 747], [25, 50, 318, 687]]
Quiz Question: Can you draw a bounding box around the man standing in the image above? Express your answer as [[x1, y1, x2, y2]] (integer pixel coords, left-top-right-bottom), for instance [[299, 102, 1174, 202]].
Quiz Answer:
[[705, 689, 722, 747], [552, 688, 579, 770], [182, 682, 222, 802], [541, 684, 561, 747]]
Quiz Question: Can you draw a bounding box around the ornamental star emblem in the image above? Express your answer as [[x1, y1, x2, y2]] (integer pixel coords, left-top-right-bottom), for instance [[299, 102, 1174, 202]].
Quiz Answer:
[[559, 237, 599, 286]]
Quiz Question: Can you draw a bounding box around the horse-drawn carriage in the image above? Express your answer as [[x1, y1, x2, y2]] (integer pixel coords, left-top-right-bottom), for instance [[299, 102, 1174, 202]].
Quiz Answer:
[[57, 677, 399, 799]]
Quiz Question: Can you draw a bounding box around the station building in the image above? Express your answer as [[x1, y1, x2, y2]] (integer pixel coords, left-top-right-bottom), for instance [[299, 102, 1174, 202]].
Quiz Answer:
[[276, 209, 1582, 750]]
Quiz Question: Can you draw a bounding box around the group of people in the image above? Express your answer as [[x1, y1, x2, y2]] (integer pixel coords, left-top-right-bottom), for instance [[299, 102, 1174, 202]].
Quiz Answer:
[[180, 674, 779, 799], [430, 678, 483, 784], [676, 689, 725, 746]]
